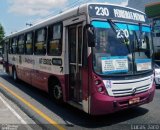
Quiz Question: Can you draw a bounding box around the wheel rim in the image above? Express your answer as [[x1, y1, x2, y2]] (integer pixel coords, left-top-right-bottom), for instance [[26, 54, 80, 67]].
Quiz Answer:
[[13, 70, 17, 80], [53, 85, 62, 100], [3, 67, 6, 73]]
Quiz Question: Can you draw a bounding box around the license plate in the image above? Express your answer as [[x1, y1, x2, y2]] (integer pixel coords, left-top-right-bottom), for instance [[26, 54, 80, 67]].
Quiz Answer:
[[129, 97, 140, 104]]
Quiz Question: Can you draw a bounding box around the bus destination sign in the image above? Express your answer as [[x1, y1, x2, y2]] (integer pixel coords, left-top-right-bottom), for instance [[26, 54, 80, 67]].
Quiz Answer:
[[88, 4, 148, 23]]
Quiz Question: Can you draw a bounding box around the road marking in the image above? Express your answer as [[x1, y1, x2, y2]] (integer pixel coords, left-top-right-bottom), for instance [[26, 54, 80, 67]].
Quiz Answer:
[[0, 83, 65, 130], [0, 95, 27, 124]]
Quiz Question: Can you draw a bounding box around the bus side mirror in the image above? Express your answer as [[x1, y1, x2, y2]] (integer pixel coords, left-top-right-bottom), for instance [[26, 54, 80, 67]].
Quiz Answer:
[[87, 26, 95, 47]]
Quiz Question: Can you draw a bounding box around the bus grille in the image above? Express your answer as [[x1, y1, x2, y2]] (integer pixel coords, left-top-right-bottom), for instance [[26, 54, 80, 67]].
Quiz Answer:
[[104, 75, 153, 97], [112, 84, 150, 97]]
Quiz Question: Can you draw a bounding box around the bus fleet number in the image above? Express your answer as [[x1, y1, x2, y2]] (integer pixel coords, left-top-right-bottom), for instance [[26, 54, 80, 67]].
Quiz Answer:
[[95, 7, 109, 16]]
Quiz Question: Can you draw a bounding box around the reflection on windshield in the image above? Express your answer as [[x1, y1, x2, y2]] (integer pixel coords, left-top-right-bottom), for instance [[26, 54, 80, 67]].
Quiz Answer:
[[108, 19, 130, 46], [94, 28, 130, 55], [92, 21, 153, 75]]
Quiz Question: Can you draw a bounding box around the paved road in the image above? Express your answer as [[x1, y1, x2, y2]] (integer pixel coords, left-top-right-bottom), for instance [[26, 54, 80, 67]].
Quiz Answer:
[[0, 65, 160, 130]]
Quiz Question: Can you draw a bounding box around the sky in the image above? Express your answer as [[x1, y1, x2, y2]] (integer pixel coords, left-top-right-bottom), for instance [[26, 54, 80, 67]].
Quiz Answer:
[[0, 0, 128, 35]]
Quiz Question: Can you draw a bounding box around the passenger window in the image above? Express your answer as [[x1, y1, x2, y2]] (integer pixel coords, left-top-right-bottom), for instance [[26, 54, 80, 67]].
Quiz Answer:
[[9, 39, 12, 54], [26, 33, 33, 55], [48, 23, 62, 56], [12, 38, 17, 54], [35, 28, 46, 55], [18, 35, 25, 54], [53, 24, 61, 39]]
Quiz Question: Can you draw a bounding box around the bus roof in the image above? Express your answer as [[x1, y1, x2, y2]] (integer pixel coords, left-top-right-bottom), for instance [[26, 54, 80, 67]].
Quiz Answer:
[[145, 2, 160, 18], [5, 3, 147, 39]]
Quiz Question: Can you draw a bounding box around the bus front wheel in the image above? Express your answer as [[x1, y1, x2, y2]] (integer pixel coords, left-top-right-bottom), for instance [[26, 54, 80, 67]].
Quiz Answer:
[[49, 81, 63, 103]]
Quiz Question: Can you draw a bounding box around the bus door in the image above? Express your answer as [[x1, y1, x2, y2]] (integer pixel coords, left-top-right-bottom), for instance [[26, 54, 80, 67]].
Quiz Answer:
[[64, 15, 89, 113], [68, 24, 83, 103]]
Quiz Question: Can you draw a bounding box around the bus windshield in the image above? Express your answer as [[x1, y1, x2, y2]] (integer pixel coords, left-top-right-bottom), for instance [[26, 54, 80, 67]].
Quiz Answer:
[[92, 21, 153, 76]]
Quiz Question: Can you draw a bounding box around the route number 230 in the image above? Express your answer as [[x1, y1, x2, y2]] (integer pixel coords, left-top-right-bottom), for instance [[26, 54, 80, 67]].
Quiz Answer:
[[95, 7, 109, 16], [116, 29, 129, 39]]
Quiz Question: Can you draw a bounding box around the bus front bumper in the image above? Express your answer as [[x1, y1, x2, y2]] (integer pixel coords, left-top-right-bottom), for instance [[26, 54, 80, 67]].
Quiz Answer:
[[90, 84, 155, 115]]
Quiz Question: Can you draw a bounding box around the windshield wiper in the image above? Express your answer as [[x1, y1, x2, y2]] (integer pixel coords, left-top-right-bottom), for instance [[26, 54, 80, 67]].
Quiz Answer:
[[107, 19, 130, 52], [133, 30, 145, 57], [136, 23, 143, 50], [134, 31, 139, 49]]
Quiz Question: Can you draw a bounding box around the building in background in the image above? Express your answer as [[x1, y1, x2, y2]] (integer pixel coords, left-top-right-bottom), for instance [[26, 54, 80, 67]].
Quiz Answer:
[[127, 0, 160, 63], [127, 0, 159, 12], [145, 2, 160, 63]]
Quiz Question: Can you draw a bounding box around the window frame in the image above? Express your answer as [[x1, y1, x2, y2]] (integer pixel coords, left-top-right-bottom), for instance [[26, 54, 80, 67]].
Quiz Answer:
[[34, 27, 47, 55], [17, 34, 25, 54], [25, 32, 34, 55], [47, 22, 63, 56], [11, 37, 18, 54], [9, 39, 12, 54]]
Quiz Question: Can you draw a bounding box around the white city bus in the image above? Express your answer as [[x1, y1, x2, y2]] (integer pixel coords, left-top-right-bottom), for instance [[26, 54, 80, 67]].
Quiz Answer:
[[3, 3, 155, 115]]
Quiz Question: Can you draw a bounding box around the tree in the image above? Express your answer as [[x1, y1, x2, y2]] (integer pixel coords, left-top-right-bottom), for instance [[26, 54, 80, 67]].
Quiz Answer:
[[0, 23, 5, 43]]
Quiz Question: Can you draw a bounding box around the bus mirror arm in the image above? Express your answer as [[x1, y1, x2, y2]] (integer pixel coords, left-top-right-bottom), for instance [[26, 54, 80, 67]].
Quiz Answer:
[[87, 24, 95, 47], [82, 25, 92, 67]]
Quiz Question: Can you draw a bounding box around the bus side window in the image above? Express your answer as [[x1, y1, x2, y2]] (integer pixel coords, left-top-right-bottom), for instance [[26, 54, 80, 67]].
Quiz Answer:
[[35, 28, 46, 55], [48, 23, 62, 56], [25, 33, 33, 55], [12, 37, 17, 54], [9, 40, 13, 54], [18, 35, 25, 54]]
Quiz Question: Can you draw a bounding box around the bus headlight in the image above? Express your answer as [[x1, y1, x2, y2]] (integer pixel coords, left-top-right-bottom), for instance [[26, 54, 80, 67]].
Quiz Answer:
[[97, 86, 104, 92], [95, 79, 102, 85], [148, 75, 154, 89], [93, 74, 107, 95]]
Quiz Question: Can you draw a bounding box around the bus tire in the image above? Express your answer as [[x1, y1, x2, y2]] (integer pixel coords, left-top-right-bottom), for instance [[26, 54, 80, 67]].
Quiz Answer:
[[12, 68, 18, 82], [49, 80, 63, 103]]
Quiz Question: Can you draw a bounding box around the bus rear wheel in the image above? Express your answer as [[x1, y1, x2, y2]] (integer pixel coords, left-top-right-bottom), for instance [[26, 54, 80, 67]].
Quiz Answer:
[[49, 81, 63, 103], [12, 68, 18, 82]]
